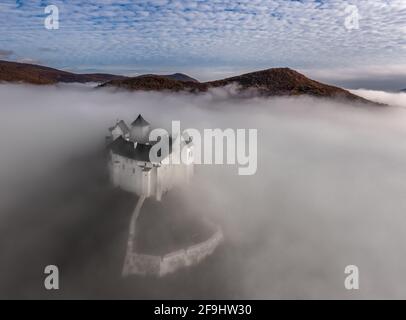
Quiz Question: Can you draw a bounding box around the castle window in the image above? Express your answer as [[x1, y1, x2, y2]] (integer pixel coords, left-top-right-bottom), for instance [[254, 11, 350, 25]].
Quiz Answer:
[[133, 168, 135, 174]]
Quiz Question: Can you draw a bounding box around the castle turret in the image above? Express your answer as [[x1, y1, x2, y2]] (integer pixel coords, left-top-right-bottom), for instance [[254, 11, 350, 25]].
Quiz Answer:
[[130, 114, 151, 144], [109, 119, 130, 141]]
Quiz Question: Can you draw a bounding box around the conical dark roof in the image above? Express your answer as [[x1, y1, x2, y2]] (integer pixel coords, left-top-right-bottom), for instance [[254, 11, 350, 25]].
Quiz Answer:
[[131, 114, 150, 127]]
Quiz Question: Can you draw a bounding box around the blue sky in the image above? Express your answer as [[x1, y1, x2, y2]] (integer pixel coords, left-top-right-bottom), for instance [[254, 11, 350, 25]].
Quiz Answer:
[[0, 0, 405, 87]]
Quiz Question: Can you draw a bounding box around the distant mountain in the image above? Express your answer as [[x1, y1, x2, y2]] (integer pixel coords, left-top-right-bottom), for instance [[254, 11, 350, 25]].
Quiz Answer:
[[101, 67, 377, 104], [401, 88, 406, 92], [0, 60, 127, 84], [206, 68, 370, 102], [99, 75, 204, 92], [0, 60, 199, 85], [137, 73, 199, 83], [0, 60, 382, 105]]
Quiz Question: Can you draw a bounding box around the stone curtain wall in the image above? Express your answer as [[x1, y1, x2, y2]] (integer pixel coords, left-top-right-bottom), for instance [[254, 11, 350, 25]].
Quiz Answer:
[[123, 225, 223, 277], [160, 226, 223, 276], [123, 253, 160, 276]]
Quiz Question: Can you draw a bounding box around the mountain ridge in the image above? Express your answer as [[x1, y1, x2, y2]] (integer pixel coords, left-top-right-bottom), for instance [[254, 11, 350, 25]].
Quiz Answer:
[[0, 60, 127, 84], [100, 67, 377, 104], [0, 60, 382, 105], [136, 73, 199, 83], [0, 60, 200, 85]]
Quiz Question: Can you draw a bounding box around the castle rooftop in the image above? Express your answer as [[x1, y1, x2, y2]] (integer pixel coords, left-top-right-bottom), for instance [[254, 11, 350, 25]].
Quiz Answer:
[[131, 114, 150, 127], [108, 136, 172, 162]]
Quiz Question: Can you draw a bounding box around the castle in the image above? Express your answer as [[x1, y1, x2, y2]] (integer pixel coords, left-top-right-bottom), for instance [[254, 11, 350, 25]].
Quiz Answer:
[[107, 115, 222, 277], [107, 114, 194, 201]]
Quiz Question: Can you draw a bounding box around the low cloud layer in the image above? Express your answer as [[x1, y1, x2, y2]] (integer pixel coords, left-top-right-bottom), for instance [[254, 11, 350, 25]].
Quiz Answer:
[[352, 88, 406, 107], [1, 84, 406, 299]]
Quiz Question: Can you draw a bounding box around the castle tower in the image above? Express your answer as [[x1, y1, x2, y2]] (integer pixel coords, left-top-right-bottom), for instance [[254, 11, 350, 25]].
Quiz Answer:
[[130, 114, 151, 144]]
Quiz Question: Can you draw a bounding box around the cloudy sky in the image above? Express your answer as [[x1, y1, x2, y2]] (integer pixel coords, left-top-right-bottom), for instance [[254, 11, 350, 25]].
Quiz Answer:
[[0, 0, 405, 87]]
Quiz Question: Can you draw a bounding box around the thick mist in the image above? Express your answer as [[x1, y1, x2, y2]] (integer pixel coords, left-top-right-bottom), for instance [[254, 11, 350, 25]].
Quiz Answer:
[[1, 84, 406, 299]]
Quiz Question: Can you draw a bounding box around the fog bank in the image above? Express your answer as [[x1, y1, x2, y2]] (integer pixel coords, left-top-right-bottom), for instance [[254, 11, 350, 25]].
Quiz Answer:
[[1, 84, 406, 299]]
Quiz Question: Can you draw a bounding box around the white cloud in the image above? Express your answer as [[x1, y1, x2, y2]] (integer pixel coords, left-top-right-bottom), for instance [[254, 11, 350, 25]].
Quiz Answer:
[[0, 0, 404, 80], [352, 89, 406, 107]]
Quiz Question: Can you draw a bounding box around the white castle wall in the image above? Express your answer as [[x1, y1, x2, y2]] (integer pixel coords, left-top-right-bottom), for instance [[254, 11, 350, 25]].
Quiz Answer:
[[123, 253, 161, 276], [109, 151, 193, 201], [122, 225, 224, 277], [160, 249, 188, 276]]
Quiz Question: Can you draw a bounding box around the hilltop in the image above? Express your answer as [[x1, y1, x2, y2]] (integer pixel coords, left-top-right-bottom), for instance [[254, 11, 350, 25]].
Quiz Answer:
[[0, 60, 381, 104], [101, 67, 376, 104], [0, 60, 126, 84]]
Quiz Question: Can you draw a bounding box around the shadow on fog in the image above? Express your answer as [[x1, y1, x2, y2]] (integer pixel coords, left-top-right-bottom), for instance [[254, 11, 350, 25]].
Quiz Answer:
[[0, 148, 243, 299]]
